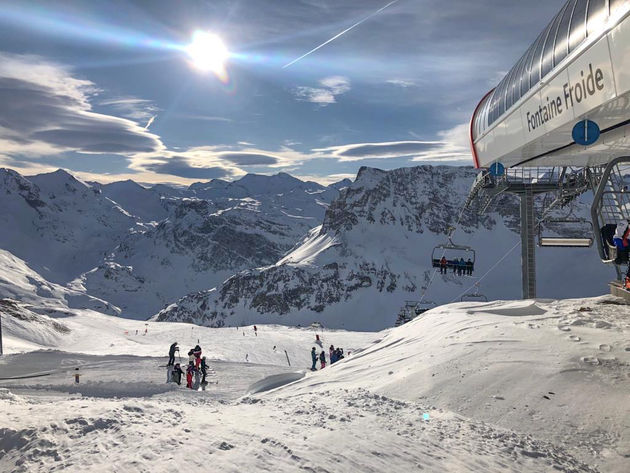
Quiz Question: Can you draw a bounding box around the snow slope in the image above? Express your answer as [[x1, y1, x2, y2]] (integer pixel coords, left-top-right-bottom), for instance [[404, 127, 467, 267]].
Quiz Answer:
[[1, 296, 629, 472]]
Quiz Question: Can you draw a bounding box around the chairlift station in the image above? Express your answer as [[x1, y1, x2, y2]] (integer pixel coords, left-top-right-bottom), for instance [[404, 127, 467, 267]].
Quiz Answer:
[[466, 0, 630, 300]]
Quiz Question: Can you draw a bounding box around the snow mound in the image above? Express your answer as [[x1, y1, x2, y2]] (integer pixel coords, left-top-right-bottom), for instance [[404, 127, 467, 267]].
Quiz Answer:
[[247, 371, 305, 394]]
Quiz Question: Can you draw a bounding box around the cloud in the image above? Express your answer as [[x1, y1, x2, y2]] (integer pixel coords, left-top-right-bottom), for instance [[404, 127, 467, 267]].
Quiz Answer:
[[175, 113, 233, 123], [128, 145, 297, 181], [386, 79, 416, 88], [0, 53, 164, 157], [143, 156, 233, 180], [99, 97, 158, 121], [293, 76, 351, 105], [311, 125, 472, 163], [313, 141, 443, 161], [219, 152, 280, 166]]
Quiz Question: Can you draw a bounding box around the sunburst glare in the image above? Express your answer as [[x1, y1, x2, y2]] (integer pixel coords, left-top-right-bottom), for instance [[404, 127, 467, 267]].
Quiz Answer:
[[186, 30, 229, 81]]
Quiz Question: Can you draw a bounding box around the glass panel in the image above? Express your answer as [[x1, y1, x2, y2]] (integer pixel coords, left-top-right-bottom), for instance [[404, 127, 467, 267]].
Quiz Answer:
[[520, 44, 537, 97], [554, 0, 576, 67], [504, 67, 516, 110], [587, 0, 607, 36], [541, 5, 568, 78], [497, 78, 507, 116], [568, 0, 587, 53], [529, 28, 548, 87], [512, 56, 526, 104]]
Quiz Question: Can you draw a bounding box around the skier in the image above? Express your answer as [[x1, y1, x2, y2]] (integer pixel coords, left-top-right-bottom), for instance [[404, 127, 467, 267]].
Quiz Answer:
[[335, 348, 344, 361], [315, 334, 323, 347], [254, 325, 258, 337], [466, 258, 474, 276], [458, 258, 466, 276], [186, 364, 194, 389], [200, 356, 208, 384], [193, 345, 202, 368], [613, 221, 630, 249], [311, 347, 317, 371], [319, 350, 326, 369], [168, 342, 179, 366], [330, 345, 336, 364], [439, 256, 447, 274], [188, 349, 195, 366], [171, 363, 184, 386]]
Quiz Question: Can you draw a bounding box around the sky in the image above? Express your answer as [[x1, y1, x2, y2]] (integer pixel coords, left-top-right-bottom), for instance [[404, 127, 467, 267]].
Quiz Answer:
[[0, 0, 566, 185]]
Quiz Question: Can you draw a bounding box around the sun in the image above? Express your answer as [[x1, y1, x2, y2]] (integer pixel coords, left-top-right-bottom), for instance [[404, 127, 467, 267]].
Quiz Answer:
[[186, 31, 229, 76]]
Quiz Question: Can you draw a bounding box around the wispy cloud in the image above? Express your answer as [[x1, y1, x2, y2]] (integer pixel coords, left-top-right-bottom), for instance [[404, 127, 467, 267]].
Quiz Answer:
[[312, 125, 472, 163], [294, 76, 350, 105], [386, 79, 416, 88], [99, 97, 159, 122], [175, 113, 234, 123], [313, 141, 442, 161], [0, 53, 164, 157]]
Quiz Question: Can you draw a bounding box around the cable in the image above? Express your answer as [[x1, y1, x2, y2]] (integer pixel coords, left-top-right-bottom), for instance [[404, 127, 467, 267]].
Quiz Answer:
[[450, 239, 520, 303]]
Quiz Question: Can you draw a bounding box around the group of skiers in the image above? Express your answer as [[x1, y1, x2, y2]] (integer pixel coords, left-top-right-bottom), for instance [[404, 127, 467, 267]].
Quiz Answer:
[[310, 344, 345, 371], [166, 342, 210, 389], [439, 256, 474, 276]]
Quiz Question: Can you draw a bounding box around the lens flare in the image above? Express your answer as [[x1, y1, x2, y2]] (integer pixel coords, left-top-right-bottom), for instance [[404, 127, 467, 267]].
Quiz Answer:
[[186, 31, 229, 82]]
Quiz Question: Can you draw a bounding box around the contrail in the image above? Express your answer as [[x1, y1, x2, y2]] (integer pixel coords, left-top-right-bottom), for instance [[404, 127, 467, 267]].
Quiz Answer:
[[282, 0, 399, 69], [144, 115, 156, 130]]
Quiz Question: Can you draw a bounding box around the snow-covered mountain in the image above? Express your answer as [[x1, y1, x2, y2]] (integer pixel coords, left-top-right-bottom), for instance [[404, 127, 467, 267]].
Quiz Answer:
[[0, 168, 137, 284], [154, 166, 613, 330], [77, 172, 343, 318], [0, 168, 345, 319], [90, 180, 170, 222]]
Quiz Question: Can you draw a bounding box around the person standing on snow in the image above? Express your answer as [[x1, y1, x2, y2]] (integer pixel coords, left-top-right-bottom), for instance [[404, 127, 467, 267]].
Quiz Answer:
[[168, 342, 179, 366], [171, 363, 184, 386], [188, 349, 195, 366], [311, 347, 317, 371], [319, 350, 326, 369], [186, 364, 194, 389], [254, 325, 258, 337], [200, 356, 208, 384], [193, 345, 202, 369]]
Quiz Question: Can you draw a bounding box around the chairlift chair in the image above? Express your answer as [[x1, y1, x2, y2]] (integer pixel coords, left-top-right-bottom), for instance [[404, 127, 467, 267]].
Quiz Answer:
[[460, 283, 488, 302], [537, 218, 593, 248], [414, 300, 437, 315], [431, 238, 476, 270]]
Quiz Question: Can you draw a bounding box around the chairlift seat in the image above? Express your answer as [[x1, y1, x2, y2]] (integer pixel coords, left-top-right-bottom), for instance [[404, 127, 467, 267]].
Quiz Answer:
[[539, 237, 593, 247], [431, 238, 476, 267], [460, 293, 489, 302], [538, 218, 593, 248]]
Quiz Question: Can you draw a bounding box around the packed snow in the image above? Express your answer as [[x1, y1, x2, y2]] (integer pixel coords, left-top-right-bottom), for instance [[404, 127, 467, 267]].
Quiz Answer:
[[1, 296, 628, 472]]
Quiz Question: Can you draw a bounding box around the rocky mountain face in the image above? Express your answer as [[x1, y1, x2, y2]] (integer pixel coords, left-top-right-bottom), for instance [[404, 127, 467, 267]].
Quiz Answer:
[[0, 168, 344, 319], [154, 165, 612, 331]]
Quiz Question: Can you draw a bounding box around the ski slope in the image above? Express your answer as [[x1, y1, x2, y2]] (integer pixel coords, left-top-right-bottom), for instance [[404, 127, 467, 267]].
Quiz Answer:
[[1, 296, 628, 472]]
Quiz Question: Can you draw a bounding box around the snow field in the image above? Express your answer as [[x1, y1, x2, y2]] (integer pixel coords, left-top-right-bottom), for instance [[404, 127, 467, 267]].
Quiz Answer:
[[1, 295, 628, 471]]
